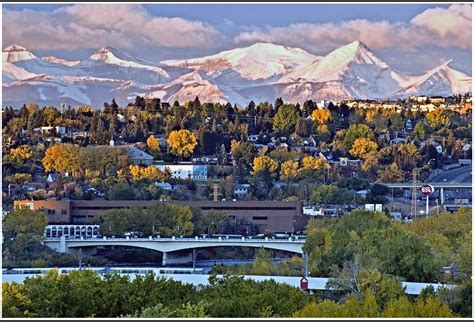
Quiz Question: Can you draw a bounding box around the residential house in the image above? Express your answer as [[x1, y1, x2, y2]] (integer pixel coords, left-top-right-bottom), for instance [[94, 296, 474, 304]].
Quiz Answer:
[[155, 163, 208, 181], [317, 100, 329, 108], [430, 96, 445, 105], [390, 138, 407, 145], [47, 173, 62, 184], [153, 134, 168, 149], [155, 182, 173, 191], [8, 184, 22, 198], [127, 146, 154, 165], [233, 183, 250, 198], [356, 189, 369, 199], [336, 157, 361, 167], [318, 151, 333, 162], [301, 136, 317, 147], [117, 114, 126, 122], [247, 135, 259, 142], [405, 119, 413, 131], [22, 182, 45, 193], [431, 141, 443, 154]]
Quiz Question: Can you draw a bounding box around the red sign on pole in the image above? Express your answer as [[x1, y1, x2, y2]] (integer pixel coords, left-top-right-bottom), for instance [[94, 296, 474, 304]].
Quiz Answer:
[[421, 184, 434, 196]]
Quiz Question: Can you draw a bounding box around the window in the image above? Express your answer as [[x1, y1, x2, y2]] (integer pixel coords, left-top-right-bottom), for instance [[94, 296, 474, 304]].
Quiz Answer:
[[252, 216, 268, 221], [47, 209, 56, 215], [61, 209, 68, 216]]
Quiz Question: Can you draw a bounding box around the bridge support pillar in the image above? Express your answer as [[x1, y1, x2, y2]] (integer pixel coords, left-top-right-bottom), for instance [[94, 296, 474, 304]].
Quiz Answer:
[[440, 187, 445, 205], [59, 236, 67, 253], [162, 252, 167, 266]]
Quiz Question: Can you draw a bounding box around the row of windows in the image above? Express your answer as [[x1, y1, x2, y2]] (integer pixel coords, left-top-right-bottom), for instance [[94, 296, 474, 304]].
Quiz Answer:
[[45, 225, 99, 238], [46, 209, 68, 215]]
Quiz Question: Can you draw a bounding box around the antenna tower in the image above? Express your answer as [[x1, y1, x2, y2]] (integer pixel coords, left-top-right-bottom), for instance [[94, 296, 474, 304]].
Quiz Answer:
[[213, 183, 221, 201]]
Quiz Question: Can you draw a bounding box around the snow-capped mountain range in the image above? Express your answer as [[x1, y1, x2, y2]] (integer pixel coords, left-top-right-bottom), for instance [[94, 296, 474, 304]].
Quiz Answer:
[[2, 41, 471, 108]]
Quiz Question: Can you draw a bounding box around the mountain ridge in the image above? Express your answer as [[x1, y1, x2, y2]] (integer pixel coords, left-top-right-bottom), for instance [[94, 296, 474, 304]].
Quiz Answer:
[[2, 41, 471, 107]]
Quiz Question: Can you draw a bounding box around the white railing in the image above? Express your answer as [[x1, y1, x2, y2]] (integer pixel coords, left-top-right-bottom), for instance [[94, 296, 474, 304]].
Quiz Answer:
[[44, 236, 306, 243]]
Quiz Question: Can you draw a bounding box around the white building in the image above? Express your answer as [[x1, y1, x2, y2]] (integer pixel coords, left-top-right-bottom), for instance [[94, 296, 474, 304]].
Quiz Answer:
[[233, 183, 250, 198], [155, 164, 208, 181]]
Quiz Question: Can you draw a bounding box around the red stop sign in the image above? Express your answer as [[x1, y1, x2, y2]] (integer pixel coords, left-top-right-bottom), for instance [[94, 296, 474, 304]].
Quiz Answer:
[[421, 184, 434, 196]]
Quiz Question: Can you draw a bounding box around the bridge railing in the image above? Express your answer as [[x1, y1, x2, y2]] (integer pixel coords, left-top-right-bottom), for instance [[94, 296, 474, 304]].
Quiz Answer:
[[44, 236, 306, 243]]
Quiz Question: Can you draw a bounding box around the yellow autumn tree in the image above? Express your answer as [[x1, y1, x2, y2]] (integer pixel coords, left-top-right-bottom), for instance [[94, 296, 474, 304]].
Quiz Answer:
[[146, 134, 160, 153], [349, 138, 378, 159], [167, 129, 197, 158], [298, 156, 330, 181], [426, 108, 451, 130], [252, 155, 279, 176], [280, 160, 299, 182], [301, 156, 330, 171], [42, 144, 81, 175], [230, 139, 241, 155], [377, 162, 404, 183], [311, 109, 331, 124], [129, 165, 141, 181], [129, 165, 170, 182], [10, 145, 32, 163]]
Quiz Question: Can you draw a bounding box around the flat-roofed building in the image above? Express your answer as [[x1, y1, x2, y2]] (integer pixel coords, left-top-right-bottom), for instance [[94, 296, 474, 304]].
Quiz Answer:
[[14, 199, 306, 234]]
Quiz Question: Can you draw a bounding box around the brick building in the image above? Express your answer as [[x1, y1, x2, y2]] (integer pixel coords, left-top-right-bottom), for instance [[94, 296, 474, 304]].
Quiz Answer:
[[13, 199, 306, 234]]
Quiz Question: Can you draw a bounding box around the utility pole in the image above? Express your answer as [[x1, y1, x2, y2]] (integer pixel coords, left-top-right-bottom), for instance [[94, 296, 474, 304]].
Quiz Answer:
[[410, 169, 418, 220], [304, 251, 309, 277]]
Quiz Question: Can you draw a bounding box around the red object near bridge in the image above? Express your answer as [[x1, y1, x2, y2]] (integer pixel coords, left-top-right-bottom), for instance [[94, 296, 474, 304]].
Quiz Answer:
[[421, 184, 434, 196], [300, 276, 308, 290]]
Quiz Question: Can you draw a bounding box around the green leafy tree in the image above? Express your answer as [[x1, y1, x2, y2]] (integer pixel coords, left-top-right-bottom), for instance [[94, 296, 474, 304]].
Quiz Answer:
[[343, 124, 374, 150], [3, 208, 48, 255], [413, 120, 426, 139], [273, 104, 300, 135], [107, 183, 136, 200], [97, 202, 194, 237], [139, 302, 208, 318], [378, 226, 442, 282]]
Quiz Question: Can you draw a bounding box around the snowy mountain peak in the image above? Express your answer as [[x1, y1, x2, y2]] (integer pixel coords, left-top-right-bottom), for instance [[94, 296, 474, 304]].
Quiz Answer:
[[325, 40, 387, 68], [162, 42, 318, 80], [87, 46, 169, 77], [2, 41, 471, 108], [3, 44, 37, 63], [392, 59, 471, 97], [90, 46, 121, 61], [42, 56, 80, 67], [279, 40, 390, 84], [3, 44, 29, 52], [434, 59, 454, 70]]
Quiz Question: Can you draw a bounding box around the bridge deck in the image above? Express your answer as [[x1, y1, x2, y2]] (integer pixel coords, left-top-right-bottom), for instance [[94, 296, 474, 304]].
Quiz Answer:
[[44, 236, 306, 254]]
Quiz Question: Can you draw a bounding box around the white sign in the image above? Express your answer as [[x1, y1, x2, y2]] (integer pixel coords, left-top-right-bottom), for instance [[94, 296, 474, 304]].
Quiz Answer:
[[421, 184, 434, 196]]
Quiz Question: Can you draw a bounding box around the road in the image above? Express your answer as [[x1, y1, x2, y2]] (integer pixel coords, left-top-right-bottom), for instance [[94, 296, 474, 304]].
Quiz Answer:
[[429, 166, 472, 184]]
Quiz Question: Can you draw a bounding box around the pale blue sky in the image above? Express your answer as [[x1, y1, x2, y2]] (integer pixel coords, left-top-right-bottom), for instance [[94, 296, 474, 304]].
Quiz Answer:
[[3, 3, 471, 73]]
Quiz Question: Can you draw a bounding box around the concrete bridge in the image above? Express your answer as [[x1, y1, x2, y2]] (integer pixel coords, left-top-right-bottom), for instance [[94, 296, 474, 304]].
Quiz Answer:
[[44, 236, 306, 265]]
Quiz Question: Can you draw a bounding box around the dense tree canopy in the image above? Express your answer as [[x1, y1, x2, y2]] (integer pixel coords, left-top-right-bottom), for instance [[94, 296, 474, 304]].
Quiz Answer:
[[167, 129, 197, 158], [95, 202, 194, 237]]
